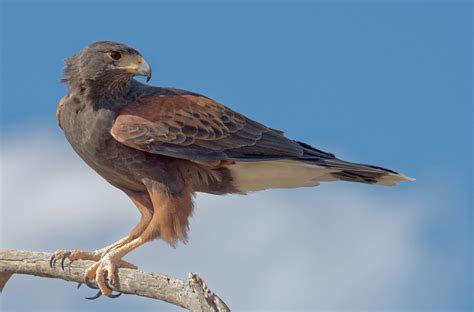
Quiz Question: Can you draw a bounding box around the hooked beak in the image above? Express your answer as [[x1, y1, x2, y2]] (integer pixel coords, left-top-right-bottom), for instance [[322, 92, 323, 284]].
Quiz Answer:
[[115, 55, 152, 82], [138, 59, 152, 82]]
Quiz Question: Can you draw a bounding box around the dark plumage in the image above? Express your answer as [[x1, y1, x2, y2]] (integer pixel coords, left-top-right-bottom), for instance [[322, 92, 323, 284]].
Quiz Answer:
[[53, 41, 413, 298]]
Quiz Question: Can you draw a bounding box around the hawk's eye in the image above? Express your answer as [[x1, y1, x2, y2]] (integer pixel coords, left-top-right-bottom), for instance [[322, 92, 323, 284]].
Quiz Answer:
[[108, 51, 122, 61]]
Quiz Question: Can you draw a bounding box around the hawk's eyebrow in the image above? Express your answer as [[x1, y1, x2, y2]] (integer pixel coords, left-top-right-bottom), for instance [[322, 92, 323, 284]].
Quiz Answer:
[[126, 48, 140, 55]]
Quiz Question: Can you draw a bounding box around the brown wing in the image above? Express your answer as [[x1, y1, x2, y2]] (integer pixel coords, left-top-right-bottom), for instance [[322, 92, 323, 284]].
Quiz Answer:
[[111, 93, 306, 161]]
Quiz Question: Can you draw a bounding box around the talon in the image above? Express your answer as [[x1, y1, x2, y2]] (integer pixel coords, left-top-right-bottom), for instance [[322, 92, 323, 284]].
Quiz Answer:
[[61, 251, 72, 271], [85, 290, 102, 300], [84, 276, 98, 290], [110, 292, 122, 299], [103, 274, 120, 294], [77, 283, 82, 289], [103, 270, 114, 292], [102, 276, 122, 299], [105, 268, 117, 287], [49, 254, 55, 269], [81, 252, 137, 299]]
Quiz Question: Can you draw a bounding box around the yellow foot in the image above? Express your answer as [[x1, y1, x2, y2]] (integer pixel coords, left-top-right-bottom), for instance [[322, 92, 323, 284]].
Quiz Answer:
[[50, 249, 102, 271], [83, 253, 137, 299]]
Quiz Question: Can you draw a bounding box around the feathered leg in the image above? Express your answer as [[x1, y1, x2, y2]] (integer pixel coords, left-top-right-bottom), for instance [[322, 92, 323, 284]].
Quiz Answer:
[[87, 181, 194, 297], [51, 191, 153, 272]]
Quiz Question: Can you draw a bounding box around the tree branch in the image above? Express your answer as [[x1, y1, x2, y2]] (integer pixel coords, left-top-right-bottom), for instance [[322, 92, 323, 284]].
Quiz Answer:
[[0, 249, 230, 311]]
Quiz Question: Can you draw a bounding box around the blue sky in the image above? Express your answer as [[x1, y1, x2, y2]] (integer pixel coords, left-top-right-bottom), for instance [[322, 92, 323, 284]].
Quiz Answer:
[[1, 1, 472, 311]]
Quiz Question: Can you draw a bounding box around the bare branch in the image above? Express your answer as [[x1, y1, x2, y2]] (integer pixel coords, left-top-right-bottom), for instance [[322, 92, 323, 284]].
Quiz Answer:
[[0, 249, 230, 312]]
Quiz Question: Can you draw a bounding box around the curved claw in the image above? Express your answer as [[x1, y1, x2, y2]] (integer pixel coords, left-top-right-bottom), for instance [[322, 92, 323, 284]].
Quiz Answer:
[[60, 251, 72, 271], [85, 290, 102, 300], [84, 276, 98, 290], [103, 277, 122, 298], [77, 283, 82, 289], [109, 292, 122, 299], [49, 254, 55, 269], [103, 271, 115, 291]]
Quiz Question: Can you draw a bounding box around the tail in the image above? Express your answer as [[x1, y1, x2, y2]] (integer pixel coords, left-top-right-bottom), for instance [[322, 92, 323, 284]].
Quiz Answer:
[[226, 143, 414, 193], [317, 158, 415, 186]]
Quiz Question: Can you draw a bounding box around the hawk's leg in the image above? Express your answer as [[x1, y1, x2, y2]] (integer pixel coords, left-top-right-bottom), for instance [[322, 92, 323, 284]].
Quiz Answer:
[[50, 192, 153, 273], [85, 183, 194, 297]]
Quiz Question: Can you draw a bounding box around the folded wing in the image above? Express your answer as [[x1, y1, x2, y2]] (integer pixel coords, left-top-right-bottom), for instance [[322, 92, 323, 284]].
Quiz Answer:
[[111, 91, 331, 161], [111, 90, 413, 192]]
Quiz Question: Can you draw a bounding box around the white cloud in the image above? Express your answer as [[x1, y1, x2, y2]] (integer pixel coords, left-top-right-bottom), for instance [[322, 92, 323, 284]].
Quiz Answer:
[[0, 131, 470, 311]]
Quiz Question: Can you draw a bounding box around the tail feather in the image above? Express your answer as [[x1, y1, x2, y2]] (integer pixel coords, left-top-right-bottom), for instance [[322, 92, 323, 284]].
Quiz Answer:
[[319, 158, 415, 186], [225, 141, 413, 192], [226, 158, 413, 193], [298, 141, 414, 186]]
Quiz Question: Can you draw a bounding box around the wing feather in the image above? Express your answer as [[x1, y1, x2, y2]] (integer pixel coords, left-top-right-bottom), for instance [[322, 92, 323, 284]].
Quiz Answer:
[[110, 87, 411, 188], [111, 92, 305, 161]]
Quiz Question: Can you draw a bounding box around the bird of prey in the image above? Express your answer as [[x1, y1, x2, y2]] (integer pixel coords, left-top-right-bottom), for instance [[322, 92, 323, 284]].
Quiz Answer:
[[51, 41, 413, 298]]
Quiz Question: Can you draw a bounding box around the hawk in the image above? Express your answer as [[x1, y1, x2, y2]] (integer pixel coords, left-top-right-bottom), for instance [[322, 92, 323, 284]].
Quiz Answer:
[[51, 41, 413, 298]]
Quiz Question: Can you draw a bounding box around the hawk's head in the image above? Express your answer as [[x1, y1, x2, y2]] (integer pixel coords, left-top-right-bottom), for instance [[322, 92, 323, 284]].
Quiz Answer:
[[62, 41, 151, 89]]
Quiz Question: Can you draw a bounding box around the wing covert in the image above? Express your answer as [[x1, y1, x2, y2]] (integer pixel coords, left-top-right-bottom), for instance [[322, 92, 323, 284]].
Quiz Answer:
[[111, 91, 305, 161]]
